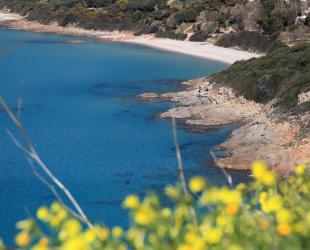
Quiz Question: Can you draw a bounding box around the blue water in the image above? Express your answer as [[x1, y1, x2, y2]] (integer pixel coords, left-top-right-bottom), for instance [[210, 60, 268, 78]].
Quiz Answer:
[[0, 29, 247, 244]]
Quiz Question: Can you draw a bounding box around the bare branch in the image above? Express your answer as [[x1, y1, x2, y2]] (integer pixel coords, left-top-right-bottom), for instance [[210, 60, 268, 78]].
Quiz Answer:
[[210, 150, 233, 189], [172, 117, 188, 194], [18, 80, 24, 120], [171, 117, 199, 230], [5, 129, 30, 155], [0, 96, 94, 230], [26, 158, 84, 221]]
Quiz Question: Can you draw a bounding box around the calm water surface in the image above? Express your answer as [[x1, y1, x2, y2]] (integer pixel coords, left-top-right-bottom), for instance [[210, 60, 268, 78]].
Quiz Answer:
[[0, 29, 247, 244]]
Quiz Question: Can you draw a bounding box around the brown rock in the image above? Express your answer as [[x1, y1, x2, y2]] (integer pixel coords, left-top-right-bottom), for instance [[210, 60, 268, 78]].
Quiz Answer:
[[65, 40, 85, 44], [139, 93, 159, 99]]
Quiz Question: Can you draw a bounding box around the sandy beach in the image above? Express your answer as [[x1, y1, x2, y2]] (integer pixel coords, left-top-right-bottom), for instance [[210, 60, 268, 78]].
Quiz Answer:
[[123, 38, 261, 64], [0, 11, 261, 64]]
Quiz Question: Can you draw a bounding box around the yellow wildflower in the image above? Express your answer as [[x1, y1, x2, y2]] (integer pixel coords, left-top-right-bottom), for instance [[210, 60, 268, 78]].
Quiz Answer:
[[126, 228, 139, 242], [178, 243, 193, 250], [294, 222, 305, 234], [100, 228, 110, 241], [181, 234, 205, 250], [236, 183, 246, 192], [200, 189, 218, 205], [117, 245, 127, 250], [165, 185, 180, 199], [50, 216, 62, 228], [267, 196, 282, 212], [204, 228, 222, 244], [84, 229, 97, 243], [55, 208, 68, 222], [112, 227, 123, 238], [261, 171, 276, 186], [295, 164, 306, 176], [161, 208, 172, 218], [252, 161, 268, 178], [226, 204, 239, 216], [218, 189, 242, 205], [15, 231, 30, 247], [276, 209, 292, 223], [123, 195, 140, 209], [38, 238, 49, 247], [62, 237, 90, 250], [229, 245, 243, 250], [185, 232, 199, 244], [252, 161, 276, 186], [216, 215, 231, 227], [134, 206, 155, 226], [259, 192, 268, 204], [261, 195, 282, 213], [277, 223, 292, 237], [59, 219, 81, 239], [37, 207, 50, 222], [189, 177, 205, 193], [191, 237, 205, 250], [32, 237, 49, 250], [300, 183, 309, 193], [51, 202, 62, 212]]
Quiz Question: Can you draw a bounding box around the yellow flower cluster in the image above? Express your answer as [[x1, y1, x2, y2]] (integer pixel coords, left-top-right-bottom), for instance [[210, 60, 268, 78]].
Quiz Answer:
[[189, 177, 205, 193], [252, 161, 276, 186], [4, 161, 310, 250]]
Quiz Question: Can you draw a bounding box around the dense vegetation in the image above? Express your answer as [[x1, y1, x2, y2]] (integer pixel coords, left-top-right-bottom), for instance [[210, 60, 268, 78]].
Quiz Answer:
[[1, 161, 310, 250], [211, 42, 310, 112], [2, 0, 310, 45], [215, 31, 282, 53]]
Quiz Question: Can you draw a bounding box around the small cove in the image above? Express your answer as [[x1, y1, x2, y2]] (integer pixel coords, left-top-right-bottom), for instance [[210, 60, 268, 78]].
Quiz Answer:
[[0, 29, 248, 244]]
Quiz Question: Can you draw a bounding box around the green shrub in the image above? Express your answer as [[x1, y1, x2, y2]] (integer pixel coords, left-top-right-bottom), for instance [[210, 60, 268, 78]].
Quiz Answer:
[[189, 31, 209, 42], [155, 30, 187, 40], [174, 8, 198, 24], [211, 42, 310, 111], [215, 31, 283, 53], [134, 25, 159, 36]]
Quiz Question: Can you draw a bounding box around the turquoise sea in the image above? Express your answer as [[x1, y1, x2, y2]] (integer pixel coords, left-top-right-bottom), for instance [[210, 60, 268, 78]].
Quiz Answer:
[[0, 29, 247, 244]]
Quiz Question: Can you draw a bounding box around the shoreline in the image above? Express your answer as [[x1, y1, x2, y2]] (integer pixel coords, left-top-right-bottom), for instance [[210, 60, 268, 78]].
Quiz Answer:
[[3, 11, 307, 172], [140, 78, 310, 173], [0, 12, 261, 65], [124, 38, 261, 64]]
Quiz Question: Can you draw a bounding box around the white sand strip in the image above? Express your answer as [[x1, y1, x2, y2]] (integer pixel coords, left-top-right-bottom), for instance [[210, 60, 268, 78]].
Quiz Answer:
[[124, 38, 262, 64], [0, 12, 23, 21]]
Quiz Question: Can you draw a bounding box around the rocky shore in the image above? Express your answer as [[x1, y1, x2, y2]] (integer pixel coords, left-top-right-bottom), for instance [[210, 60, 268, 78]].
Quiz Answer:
[[141, 78, 310, 173]]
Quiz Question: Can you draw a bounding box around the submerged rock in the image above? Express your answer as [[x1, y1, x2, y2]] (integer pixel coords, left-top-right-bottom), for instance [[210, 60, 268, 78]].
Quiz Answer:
[[138, 92, 159, 99], [65, 39, 85, 44]]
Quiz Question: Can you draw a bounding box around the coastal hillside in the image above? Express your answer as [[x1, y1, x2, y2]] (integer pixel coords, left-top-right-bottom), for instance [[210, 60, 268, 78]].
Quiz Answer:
[[147, 42, 309, 171], [2, 0, 310, 51], [211, 42, 310, 112]]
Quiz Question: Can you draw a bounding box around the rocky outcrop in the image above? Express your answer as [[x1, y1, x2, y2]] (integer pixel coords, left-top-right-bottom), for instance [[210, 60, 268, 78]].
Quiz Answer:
[[299, 91, 310, 105], [241, 1, 266, 32], [141, 77, 309, 172]]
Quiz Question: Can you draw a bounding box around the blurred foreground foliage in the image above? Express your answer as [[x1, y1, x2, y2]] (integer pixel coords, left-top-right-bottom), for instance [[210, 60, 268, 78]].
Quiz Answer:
[[1, 161, 310, 250]]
